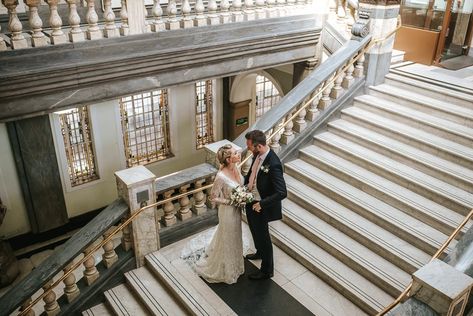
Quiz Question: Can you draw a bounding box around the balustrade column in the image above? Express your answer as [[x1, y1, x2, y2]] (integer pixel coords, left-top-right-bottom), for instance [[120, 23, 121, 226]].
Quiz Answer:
[[86, 0, 102, 40], [177, 184, 192, 220], [166, 0, 179, 30], [119, 0, 129, 35], [305, 88, 321, 121], [83, 247, 100, 285], [3, 0, 27, 49], [342, 63, 355, 88], [179, 0, 192, 28], [207, 0, 219, 25], [276, 0, 286, 17], [194, 0, 206, 26], [318, 75, 334, 109], [337, 0, 345, 22], [67, 0, 84, 42], [293, 103, 307, 133], [19, 298, 35, 316], [46, 0, 66, 44], [25, 0, 47, 47], [219, 0, 231, 24], [353, 53, 365, 78], [269, 121, 283, 153], [163, 190, 177, 226], [265, 0, 276, 18], [205, 176, 215, 208], [0, 24, 6, 50], [42, 281, 60, 316], [280, 113, 295, 144], [192, 179, 207, 215], [103, 0, 118, 37], [63, 263, 80, 303], [151, 0, 165, 31], [254, 0, 265, 19], [244, 0, 255, 21], [121, 220, 133, 251], [330, 69, 344, 99], [102, 228, 119, 268], [232, 0, 244, 22]]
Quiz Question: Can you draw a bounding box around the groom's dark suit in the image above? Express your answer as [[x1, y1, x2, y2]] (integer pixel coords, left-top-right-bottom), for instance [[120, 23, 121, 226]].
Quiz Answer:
[[245, 148, 287, 276]]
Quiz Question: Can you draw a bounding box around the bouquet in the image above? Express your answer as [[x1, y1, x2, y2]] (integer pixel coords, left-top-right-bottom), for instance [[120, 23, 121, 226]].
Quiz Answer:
[[230, 185, 254, 208]]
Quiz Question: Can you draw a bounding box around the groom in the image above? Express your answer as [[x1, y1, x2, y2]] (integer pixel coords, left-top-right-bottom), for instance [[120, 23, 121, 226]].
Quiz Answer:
[[244, 130, 287, 280]]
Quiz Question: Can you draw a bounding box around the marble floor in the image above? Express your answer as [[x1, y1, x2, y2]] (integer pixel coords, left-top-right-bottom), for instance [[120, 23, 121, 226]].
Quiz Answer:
[[393, 63, 473, 90], [160, 223, 367, 316]]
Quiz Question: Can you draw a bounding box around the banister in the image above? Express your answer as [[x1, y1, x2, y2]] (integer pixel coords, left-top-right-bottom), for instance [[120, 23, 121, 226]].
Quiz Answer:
[[0, 199, 129, 316]]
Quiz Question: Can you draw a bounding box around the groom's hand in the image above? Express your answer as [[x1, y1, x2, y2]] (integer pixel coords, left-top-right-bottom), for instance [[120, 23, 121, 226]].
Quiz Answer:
[[252, 202, 262, 213]]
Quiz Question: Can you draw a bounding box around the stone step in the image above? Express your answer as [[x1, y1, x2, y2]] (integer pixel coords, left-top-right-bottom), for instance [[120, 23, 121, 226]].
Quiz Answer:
[[283, 173, 431, 274], [104, 284, 149, 316], [318, 130, 472, 212], [146, 251, 232, 316], [389, 67, 473, 96], [323, 120, 472, 237], [269, 219, 394, 315], [369, 84, 473, 127], [311, 131, 473, 215], [286, 157, 454, 258], [82, 303, 114, 316], [390, 49, 405, 64], [125, 267, 188, 316], [282, 198, 410, 297], [384, 72, 473, 109], [328, 119, 473, 194], [341, 106, 473, 170], [354, 94, 473, 147]]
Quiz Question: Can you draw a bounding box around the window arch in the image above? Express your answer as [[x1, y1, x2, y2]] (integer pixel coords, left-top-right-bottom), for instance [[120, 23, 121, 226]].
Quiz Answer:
[[255, 74, 281, 120]]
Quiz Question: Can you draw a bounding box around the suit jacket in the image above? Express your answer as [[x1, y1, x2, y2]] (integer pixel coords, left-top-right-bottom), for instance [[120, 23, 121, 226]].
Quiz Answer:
[[244, 149, 287, 222]]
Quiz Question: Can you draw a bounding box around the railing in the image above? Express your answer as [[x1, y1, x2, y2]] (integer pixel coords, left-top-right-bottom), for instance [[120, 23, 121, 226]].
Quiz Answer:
[[0, 17, 397, 315], [377, 208, 473, 316], [0, 0, 314, 51]]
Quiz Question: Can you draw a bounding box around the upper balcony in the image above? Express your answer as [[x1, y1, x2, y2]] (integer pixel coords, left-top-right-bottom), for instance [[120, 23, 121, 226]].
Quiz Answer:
[[0, 0, 326, 122]]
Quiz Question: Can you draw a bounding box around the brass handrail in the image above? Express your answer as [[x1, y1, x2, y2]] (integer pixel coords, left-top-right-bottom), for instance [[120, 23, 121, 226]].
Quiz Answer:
[[19, 16, 402, 316], [377, 208, 473, 316]]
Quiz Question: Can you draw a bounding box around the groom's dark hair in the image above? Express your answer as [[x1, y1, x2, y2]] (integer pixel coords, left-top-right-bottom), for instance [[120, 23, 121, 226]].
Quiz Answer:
[[250, 130, 267, 146]]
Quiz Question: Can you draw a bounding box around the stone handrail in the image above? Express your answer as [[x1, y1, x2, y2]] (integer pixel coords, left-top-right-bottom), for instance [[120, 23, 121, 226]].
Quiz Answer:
[[0, 0, 313, 51], [0, 198, 129, 316], [233, 34, 371, 150]]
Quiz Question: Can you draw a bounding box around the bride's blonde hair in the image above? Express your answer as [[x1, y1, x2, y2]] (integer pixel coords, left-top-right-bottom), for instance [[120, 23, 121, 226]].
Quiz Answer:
[[217, 144, 233, 167]]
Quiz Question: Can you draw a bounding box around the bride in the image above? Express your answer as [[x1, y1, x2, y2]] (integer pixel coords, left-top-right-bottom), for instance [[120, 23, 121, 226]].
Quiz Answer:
[[184, 144, 245, 284]]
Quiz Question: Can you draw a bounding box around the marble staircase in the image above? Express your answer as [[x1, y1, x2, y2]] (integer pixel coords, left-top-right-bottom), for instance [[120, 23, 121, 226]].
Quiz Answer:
[[82, 251, 236, 316], [269, 68, 473, 315]]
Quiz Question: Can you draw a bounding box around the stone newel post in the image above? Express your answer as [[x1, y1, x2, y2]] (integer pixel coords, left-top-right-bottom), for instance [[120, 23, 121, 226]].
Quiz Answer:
[[356, 0, 400, 86], [115, 166, 159, 267]]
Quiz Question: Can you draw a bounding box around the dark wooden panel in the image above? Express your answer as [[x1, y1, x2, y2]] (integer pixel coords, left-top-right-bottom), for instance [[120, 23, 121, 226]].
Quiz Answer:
[[13, 115, 68, 232]]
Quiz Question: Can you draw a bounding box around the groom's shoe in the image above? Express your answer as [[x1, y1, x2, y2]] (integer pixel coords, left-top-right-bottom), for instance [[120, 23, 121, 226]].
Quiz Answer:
[[248, 271, 273, 280], [245, 253, 262, 260]]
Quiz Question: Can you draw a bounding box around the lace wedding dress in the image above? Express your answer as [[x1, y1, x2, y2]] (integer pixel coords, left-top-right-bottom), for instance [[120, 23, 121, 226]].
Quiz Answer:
[[181, 172, 249, 284]]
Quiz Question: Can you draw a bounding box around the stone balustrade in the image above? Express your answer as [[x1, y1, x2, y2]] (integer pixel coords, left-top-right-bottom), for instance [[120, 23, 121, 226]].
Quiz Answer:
[[0, 0, 314, 51]]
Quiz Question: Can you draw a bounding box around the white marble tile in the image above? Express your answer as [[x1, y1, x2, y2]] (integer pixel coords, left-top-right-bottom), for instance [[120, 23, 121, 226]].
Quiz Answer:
[[282, 281, 333, 316], [291, 271, 368, 316]]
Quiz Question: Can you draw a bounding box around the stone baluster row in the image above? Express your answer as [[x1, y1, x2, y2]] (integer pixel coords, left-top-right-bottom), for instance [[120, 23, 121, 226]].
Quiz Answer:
[[267, 55, 365, 150], [159, 178, 213, 227]]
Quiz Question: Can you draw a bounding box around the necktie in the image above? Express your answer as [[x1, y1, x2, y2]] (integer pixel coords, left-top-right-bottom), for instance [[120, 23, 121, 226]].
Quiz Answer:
[[248, 156, 262, 191]]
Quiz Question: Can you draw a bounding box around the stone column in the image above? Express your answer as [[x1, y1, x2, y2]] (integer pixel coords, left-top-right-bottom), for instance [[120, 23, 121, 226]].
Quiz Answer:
[[292, 57, 318, 87], [126, 0, 147, 35], [357, 0, 400, 86], [115, 166, 159, 267]]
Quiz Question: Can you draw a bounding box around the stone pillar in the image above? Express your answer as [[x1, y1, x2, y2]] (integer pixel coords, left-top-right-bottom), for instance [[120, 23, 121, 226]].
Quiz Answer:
[[115, 166, 159, 267], [126, 0, 147, 35], [204, 139, 242, 169], [292, 57, 318, 87], [357, 0, 400, 86]]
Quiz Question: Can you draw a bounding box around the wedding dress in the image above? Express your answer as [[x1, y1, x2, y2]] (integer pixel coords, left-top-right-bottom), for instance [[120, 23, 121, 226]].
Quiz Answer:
[[181, 172, 250, 284]]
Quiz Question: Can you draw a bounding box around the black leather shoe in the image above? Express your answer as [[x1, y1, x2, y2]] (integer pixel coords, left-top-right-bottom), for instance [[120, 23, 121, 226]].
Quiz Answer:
[[245, 253, 262, 260], [248, 272, 273, 280]]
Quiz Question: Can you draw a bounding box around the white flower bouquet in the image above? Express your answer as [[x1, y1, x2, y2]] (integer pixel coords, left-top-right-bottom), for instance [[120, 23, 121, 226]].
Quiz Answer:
[[230, 185, 254, 208]]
